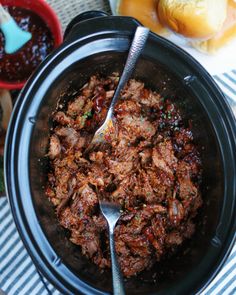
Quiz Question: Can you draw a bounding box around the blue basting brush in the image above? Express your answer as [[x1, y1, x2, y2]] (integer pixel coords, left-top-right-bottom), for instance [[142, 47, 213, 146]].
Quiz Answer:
[[0, 4, 32, 54]]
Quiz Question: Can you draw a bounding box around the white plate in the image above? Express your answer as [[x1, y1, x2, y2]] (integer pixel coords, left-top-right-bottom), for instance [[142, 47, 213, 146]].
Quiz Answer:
[[108, 0, 236, 75]]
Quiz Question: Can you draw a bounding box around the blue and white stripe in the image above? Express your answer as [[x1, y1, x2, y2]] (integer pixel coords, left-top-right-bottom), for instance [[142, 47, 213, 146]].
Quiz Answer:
[[0, 198, 60, 295], [214, 71, 236, 115], [0, 70, 235, 294]]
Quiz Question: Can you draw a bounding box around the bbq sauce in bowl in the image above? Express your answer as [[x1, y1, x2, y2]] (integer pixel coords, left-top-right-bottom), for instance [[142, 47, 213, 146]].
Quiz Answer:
[[0, 6, 54, 82]]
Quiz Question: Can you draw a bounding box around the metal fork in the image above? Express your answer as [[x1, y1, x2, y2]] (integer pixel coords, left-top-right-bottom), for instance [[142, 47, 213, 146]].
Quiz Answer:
[[86, 26, 149, 152], [99, 200, 125, 295]]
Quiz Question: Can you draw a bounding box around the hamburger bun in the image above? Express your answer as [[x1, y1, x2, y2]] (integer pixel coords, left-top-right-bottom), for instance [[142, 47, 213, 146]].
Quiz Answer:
[[190, 0, 236, 52], [118, 0, 169, 35], [157, 0, 227, 39]]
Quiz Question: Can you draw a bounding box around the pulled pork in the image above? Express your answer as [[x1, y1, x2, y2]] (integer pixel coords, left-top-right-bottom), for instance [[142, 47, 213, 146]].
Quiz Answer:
[[46, 74, 202, 277]]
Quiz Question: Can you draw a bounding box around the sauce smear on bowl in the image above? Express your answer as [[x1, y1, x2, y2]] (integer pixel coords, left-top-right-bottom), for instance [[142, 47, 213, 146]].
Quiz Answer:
[[0, 6, 54, 82]]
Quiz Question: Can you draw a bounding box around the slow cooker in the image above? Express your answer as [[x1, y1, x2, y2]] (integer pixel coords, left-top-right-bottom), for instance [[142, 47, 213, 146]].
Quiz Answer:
[[5, 11, 236, 295]]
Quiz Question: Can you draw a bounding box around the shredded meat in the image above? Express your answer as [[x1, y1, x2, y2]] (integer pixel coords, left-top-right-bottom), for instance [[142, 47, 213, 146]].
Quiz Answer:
[[46, 74, 202, 278], [48, 134, 61, 159]]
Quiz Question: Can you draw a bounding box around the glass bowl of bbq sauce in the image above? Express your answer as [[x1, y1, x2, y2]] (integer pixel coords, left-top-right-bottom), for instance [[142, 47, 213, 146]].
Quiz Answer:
[[0, 0, 63, 90]]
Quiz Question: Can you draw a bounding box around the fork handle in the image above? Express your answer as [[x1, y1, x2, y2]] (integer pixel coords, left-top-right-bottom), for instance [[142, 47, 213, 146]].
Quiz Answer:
[[109, 26, 149, 114], [109, 231, 125, 295]]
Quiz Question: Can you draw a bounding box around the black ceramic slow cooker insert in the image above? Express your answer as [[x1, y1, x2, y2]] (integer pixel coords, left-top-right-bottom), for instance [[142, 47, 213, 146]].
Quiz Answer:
[[5, 12, 236, 295]]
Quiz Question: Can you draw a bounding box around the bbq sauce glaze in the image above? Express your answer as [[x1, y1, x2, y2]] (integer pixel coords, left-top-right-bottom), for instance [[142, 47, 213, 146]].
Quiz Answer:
[[0, 6, 54, 82]]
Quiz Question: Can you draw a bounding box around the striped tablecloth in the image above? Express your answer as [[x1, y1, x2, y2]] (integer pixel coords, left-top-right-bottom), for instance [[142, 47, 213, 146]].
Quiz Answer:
[[0, 0, 236, 294]]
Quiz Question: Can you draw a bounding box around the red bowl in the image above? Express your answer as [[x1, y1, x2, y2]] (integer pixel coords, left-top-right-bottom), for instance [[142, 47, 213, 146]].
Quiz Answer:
[[0, 0, 63, 90]]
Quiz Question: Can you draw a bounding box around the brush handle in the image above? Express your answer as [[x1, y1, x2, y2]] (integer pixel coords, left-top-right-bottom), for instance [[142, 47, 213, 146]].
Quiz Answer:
[[0, 4, 11, 25]]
